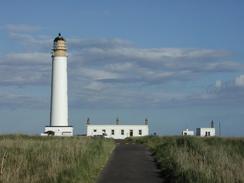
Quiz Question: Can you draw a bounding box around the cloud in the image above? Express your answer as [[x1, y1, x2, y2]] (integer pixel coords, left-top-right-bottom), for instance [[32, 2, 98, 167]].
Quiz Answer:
[[67, 38, 239, 87], [83, 81, 106, 92], [1, 31, 244, 109], [82, 47, 229, 60], [3, 24, 41, 33], [0, 52, 50, 86], [212, 75, 244, 91], [66, 38, 240, 87], [1, 25, 51, 50], [0, 65, 50, 85], [74, 46, 232, 67], [204, 61, 242, 72], [184, 74, 244, 106], [69, 38, 133, 49], [0, 92, 48, 109], [78, 68, 120, 81], [3, 52, 50, 65], [8, 32, 51, 50], [71, 86, 188, 109]]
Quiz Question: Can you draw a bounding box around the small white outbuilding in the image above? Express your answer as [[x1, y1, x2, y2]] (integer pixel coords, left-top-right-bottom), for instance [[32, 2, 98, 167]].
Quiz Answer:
[[196, 128, 216, 137], [182, 129, 194, 136]]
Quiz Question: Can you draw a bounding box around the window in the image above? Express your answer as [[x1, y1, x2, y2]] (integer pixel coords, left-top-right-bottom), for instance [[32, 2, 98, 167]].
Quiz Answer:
[[208, 132, 210, 136], [121, 129, 124, 135], [93, 129, 97, 132], [111, 129, 114, 135], [139, 130, 142, 135], [102, 129, 106, 136]]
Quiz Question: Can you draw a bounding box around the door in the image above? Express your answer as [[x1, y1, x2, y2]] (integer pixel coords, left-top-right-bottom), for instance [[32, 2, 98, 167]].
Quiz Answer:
[[130, 130, 133, 137]]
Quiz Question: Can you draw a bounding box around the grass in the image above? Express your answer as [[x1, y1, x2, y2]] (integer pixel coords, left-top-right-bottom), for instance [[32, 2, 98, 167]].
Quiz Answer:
[[132, 136, 244, 183], [0, 135, 115, 183]]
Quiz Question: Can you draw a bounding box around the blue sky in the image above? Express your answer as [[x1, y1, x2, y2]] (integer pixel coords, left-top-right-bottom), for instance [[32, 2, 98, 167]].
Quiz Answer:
[[0, 0, 244, 136]]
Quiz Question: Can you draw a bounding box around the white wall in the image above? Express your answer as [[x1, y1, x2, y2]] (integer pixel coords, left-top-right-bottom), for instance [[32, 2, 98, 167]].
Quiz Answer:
[[182, 129, 194, 136], [196, 128, 215, 137], [50, 56, 68, 127], [87, 125, 149, 139], [42, 126, 73, 136]]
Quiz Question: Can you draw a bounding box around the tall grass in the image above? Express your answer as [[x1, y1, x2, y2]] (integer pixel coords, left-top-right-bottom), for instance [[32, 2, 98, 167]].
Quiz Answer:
[[0, 135, 115, 183], [133, 136, 244, 183]]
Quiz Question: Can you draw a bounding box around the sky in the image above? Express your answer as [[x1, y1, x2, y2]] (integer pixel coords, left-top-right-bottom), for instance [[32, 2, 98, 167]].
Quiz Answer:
[[0, 0, 244, 136]]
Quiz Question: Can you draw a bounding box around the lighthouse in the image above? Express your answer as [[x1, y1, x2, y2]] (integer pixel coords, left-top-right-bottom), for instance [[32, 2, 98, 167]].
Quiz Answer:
[[42, 33, 73, 136]]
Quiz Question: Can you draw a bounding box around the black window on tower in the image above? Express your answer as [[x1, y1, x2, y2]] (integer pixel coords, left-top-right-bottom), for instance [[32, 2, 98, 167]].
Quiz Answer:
[[111, 129, 114, 135], [121, 129, 124, 135]]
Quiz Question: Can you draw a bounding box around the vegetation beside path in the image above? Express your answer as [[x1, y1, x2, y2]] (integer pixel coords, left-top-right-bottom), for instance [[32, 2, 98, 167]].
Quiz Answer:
[[0, 135, 115, 183], [132, 136, 244, 183]]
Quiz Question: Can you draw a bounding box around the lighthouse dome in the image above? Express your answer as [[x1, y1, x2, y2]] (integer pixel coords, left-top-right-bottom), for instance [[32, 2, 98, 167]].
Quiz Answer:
[[52, 33, 67, 57], [54, 33, 65, 42]]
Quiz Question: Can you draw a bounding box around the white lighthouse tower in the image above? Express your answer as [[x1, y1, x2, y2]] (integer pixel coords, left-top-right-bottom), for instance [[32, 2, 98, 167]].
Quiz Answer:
[[42, 33, 73, 136]]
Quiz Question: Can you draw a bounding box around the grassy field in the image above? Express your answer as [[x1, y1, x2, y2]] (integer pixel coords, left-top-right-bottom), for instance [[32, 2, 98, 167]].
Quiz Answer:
[[133, 136, 244, 183], [0, 135, 115, 183]]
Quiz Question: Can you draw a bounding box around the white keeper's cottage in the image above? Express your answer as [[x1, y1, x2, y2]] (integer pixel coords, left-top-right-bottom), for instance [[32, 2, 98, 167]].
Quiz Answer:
[[196, 120, 216, 137], [196, 128, 216, 137], [86, 118, 149, 139]]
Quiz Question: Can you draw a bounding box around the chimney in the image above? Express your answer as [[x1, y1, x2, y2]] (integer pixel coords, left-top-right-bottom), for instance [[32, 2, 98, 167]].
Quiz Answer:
[[86, 117, 90, 125], [145, 118, 148, 125], [116, 117, 119, 125], [210, 120, 214, 128]]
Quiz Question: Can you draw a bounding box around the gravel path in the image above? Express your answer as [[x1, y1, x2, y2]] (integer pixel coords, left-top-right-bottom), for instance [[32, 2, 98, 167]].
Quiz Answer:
[[97, 143, 163, 183]]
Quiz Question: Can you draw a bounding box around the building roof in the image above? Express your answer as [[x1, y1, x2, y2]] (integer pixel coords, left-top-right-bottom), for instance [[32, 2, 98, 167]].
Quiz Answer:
[[197, 127, 215, 129], [87, 124, 148, 126]]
